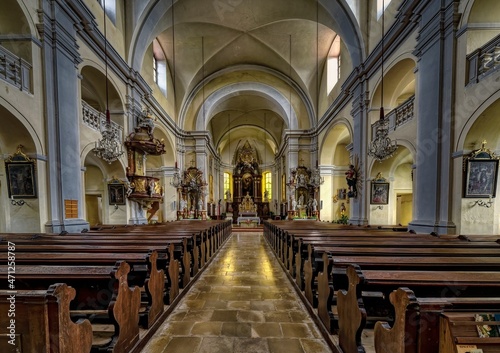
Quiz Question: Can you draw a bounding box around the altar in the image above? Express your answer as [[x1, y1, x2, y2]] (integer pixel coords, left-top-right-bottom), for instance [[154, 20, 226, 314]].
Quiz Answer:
[[237, 193, 260, 226], [237, 216, 260, 226]]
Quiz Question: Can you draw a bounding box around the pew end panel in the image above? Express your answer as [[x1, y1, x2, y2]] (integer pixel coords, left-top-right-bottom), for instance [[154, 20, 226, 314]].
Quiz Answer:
[[142, 251, 165, 329], [318, 252, 336, 334], [0, 283, 93, 353], [107, 261, 141, 353], [338, 264, 368, 353], [374, 287, 419, 353]]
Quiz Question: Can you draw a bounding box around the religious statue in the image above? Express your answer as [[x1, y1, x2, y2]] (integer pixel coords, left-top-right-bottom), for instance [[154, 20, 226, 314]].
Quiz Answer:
[[198, 198, 204, 211], [340, 202, 346, 216], [345, 164, 357, 197], [225, 189, 231, 201], [312, 198, 318, 212], [180, 197, 187, 211], [297, 173, 306, 186], [292, 197, 297, 211], [298, 192, 304, 206], [126, 181, 135, 197]]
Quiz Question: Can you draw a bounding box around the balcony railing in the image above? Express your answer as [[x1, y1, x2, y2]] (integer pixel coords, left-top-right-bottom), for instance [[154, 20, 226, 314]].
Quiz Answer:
[[371, 95, 415, 137], [0, 45, 31, 92], [467, 33, 500, 85], [82, 100, 123, 141]]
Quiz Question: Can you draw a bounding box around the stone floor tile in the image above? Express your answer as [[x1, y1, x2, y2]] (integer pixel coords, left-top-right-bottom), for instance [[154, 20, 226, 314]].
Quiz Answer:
[[264, 311, 293, 322], [179, 299, 205, 310], [237, 310, 266, 323], [191, 322, 222, 336], [221, 322, 253, 337], [158, 321, 194, 336], [162, 336, 202, 353], [227, 300, 251, 310], [251, 322, 283, 338], [181, 310, 214, 322], [198, 337, 234, 353], [234, 338, 270, 353], [300, 339, 333, 353], [211, 309, 238, 322], [280, 323, 314, 338], [268, 338, 305, 353]]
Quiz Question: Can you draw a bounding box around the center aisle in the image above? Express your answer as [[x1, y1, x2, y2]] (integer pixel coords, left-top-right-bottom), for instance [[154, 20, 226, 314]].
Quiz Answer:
[[141, 231, 332, 353]]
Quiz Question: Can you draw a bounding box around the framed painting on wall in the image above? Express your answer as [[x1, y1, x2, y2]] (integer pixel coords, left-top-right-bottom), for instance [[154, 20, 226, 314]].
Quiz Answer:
[[464, 159, 499, 198], [370, 182, 389, 205], [463, 140, 499, 198], [5, 145, 37, 199], [108, 180, 126, 205]]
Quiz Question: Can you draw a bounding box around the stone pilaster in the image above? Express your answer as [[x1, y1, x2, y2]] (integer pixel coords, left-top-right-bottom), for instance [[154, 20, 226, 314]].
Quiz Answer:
[[408, 0, 459, 234], [38, 0, 88, 232], [349, 82, 369, 226]]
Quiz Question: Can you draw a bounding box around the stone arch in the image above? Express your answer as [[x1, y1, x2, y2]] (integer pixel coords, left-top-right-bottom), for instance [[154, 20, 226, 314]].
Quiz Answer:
[[319, 118, 353, 166], [191, 82, 299, 131], [456, 91, 500, 152], [0, 98, 43, 155]]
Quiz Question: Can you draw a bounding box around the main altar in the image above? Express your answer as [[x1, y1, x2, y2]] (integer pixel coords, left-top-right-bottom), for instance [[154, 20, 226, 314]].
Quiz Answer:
[[237, 193, 260, 226], [229, 140, 270, 224]]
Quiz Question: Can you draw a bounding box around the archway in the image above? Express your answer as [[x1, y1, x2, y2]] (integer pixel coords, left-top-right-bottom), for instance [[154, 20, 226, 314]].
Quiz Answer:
[[0, 104, 43, 232], [319, 121, 351, 222]]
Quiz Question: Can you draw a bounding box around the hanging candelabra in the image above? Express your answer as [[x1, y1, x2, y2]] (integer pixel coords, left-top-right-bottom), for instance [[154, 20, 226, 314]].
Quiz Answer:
[[367, 0, 397, 162], [93, 0, 124, 164]]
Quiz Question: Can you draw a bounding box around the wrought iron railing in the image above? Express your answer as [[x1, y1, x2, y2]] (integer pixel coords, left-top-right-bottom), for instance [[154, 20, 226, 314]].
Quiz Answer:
[[371, 95, 415, 136], [467, 33, 500, 85], [0, 45, 31, 92], [81, 100, 123, 140]]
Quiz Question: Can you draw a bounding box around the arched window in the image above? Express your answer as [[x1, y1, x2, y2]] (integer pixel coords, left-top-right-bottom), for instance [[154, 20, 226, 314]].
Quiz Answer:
[[224, 172, 231, 200], [152, 39, 167, 96], [263, 172, 272, 200], [377, 0, 391, 19], [327, 35, 341, 95], [98, 0, 116, 23]]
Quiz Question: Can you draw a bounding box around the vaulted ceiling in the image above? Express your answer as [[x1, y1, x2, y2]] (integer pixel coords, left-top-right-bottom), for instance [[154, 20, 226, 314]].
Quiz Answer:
[[131, 0, 361, 163]]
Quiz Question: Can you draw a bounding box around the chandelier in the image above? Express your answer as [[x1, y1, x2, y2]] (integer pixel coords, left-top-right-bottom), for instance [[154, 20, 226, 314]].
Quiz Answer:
[[367, 0, 397, 162], [93, 0, 124, 164]]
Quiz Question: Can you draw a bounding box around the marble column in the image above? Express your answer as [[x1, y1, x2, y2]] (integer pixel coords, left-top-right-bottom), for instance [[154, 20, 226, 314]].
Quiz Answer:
[[408, 0, 459, 234], [39, 0, 89, 232]]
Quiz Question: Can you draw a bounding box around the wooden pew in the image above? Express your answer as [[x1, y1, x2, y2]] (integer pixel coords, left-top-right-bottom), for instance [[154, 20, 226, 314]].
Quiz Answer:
[[374, 287, 500, 353], [0, 258, 159, 353], [0, 283, 92, 353], [1, 233, 192, 290], [336, 264, 500, 353], [0, 220, 232, 352], [439, 312, 500, 353], [263, 221, 500, 353]]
